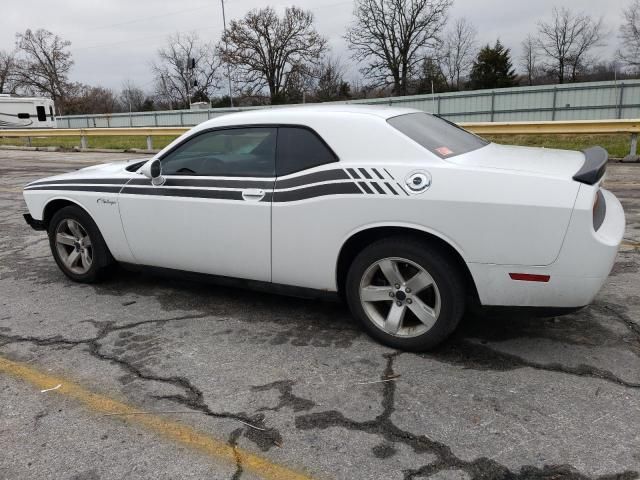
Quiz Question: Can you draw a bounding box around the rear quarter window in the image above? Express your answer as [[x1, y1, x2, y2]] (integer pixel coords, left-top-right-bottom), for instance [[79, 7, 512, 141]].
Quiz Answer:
[[388, 113, 488, 158], [276, 127, 338, 175]]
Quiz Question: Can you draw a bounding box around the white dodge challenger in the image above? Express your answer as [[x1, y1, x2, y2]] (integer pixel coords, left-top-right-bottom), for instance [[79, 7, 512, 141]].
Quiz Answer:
[[23, 105, 625, 350]]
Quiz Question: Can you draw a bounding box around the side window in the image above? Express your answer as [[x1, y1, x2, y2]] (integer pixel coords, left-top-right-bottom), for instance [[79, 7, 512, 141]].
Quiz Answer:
[[36, 106, 46, 122], [160, 128, 276, 177], [276, 127, 337, 176]]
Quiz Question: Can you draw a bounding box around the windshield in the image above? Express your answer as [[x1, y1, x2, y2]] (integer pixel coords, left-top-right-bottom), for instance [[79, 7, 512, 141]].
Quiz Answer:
[[387, 112, 488, 159]]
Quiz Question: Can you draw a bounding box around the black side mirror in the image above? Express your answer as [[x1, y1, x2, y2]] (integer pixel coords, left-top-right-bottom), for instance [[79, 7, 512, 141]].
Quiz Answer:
[[141, 159, 165, 186], [150, 160, 161, 178]]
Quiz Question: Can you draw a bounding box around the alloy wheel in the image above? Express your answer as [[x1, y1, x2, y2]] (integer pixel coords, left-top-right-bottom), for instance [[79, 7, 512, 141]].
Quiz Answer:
[[359, 257, 441, 338], [55, 219, 93, 275]]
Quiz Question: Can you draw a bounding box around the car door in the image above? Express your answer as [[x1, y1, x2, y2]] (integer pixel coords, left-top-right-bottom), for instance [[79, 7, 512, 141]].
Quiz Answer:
[[118, 127, 276, 282], [271, 126, 348, 289]]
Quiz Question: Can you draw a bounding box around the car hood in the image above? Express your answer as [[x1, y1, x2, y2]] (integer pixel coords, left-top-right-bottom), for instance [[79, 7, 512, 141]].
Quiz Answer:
[[448, 143, 585, 180], [25, 158, 149, 187]]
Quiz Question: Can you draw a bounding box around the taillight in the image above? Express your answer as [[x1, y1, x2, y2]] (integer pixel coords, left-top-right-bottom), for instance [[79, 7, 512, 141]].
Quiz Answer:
[[593, 190, 606, 231]]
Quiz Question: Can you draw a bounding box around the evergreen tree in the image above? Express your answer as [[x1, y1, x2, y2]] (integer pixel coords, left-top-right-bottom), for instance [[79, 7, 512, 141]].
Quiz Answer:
[[468, 40, 517, 89], [414, 56, 448, 94]]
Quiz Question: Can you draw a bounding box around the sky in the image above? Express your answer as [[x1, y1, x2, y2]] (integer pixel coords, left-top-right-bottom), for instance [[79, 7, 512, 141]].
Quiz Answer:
[[0, 0, 627, 93]]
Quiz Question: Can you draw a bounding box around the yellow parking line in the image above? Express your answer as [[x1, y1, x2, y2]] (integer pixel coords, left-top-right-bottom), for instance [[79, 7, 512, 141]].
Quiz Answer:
[[0, 187, 22, 192], [0, 356, 314, 480]]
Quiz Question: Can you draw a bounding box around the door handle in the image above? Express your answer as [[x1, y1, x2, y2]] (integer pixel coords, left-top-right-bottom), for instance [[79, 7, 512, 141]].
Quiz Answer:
[[242, 188, 265, 201]]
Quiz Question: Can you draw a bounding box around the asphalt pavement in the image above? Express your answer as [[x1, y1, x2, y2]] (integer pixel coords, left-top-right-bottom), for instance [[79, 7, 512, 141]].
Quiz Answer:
[[1, 149, 639, 480]]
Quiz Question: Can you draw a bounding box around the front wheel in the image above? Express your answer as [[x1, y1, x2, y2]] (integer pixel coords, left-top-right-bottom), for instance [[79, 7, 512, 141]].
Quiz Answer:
[[345, 237, 465, 351], [48, 205, 114, 283]]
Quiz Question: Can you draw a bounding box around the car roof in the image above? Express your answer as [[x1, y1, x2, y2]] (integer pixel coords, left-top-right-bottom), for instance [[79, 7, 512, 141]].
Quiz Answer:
[[196, 104, 423, 130]]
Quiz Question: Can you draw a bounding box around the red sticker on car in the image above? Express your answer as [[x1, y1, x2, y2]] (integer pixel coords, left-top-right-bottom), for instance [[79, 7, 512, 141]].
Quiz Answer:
[[436, 146, 453, 156]]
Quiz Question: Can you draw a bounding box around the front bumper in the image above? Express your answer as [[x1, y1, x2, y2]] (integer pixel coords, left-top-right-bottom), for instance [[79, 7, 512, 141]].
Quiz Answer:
[[469, 187, 625, 308], [23, 213, 46, 231]]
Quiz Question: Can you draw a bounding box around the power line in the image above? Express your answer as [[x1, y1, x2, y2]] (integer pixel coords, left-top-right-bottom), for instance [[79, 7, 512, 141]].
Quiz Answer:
[[71, 25, 221, 52], [307, 0, 353, 12], [70, 0, 354, 52], [66, 4, 215, 36]]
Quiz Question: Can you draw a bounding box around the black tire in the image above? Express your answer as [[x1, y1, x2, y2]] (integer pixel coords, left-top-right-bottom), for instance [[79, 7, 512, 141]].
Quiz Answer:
[[48, 205, 114, 283], [345, 237, 465, 351]]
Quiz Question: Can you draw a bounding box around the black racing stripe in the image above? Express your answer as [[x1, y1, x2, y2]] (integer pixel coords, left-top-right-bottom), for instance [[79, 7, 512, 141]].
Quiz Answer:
[[24, 185, 122, 194], [358, 168, 372, 179], [395, 182, 409, 196], [346, 168, 360, 179], [372, 168, 385, 180], [27, 178, 128, 187], [121, 186, 245, 201], [385, 182, 398, 195], [275, 169, 349, 189], [358, 182, 374, 194], [273, 182, 361, 202], [383, 168, 395, 180], [126, 177, 274, 189], [371, 183, 386, 195]]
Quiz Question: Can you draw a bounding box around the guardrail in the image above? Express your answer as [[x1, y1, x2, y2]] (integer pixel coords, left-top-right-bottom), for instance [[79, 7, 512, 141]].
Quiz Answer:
[[460, 120, 639, 160], [0, 127, 189, 150], [1, 120, 638, 159]]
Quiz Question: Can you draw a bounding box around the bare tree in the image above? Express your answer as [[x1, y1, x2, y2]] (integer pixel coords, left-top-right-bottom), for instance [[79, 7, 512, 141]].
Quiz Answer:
[[120, 79, 147, 112], [346, 0, 451, 96], [283, 68, 318, 103], [14, 29, 74, 108], [618, 0, 640, 70], [63, 84, 120, 115], [520, 34, 540, 85], [314, 57, 351, 102], [440, 18, 477, 90], [219, 6, 326, 104], [0, 50, 18, 94], [537, 8, 606, 83], [152, 32, 219, 109]]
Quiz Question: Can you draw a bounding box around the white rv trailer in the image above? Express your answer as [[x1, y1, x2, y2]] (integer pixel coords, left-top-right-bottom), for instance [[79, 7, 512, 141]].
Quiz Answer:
[[0, 95, 56, 129]]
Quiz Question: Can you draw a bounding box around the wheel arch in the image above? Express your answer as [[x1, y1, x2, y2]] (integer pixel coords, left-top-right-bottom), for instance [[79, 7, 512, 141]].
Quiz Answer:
[[42, 197, 92, 231], [335, 224, 479, 305]]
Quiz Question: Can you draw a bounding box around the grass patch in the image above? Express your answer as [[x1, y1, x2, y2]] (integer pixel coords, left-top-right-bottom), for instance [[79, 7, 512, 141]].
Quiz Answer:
[[484, 134, 632, 159], [0, 135, 179, 151], [0, 133, 632, 158]]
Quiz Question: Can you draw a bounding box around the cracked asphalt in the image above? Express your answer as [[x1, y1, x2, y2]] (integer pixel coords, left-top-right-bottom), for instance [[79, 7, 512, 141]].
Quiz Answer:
[[0, 149, 639, 480]]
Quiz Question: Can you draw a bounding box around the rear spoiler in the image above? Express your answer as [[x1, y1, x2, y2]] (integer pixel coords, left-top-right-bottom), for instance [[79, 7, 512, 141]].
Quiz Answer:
[[573, 146, 608, 185]]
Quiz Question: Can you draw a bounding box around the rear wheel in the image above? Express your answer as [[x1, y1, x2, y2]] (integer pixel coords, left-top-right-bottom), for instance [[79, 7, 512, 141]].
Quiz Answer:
[[48, 205, 114, 283], [345, 237, 465, 351]]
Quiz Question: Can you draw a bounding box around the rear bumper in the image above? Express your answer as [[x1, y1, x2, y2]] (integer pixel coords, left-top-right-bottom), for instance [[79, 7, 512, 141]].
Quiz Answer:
[[469, 187, 625, 308], [23, 213, 46, 231]]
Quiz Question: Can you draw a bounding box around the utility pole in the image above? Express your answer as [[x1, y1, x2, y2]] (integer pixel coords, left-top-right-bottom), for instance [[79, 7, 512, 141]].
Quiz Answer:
[[186, 62, 190, 109], [431, 80, 435, 113], [186, 57, 195, 109], [221, 0, 234, 108]]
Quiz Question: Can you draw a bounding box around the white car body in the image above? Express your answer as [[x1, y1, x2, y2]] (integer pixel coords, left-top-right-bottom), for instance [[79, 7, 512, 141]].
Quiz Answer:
[[23, 105, 625, 309]]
